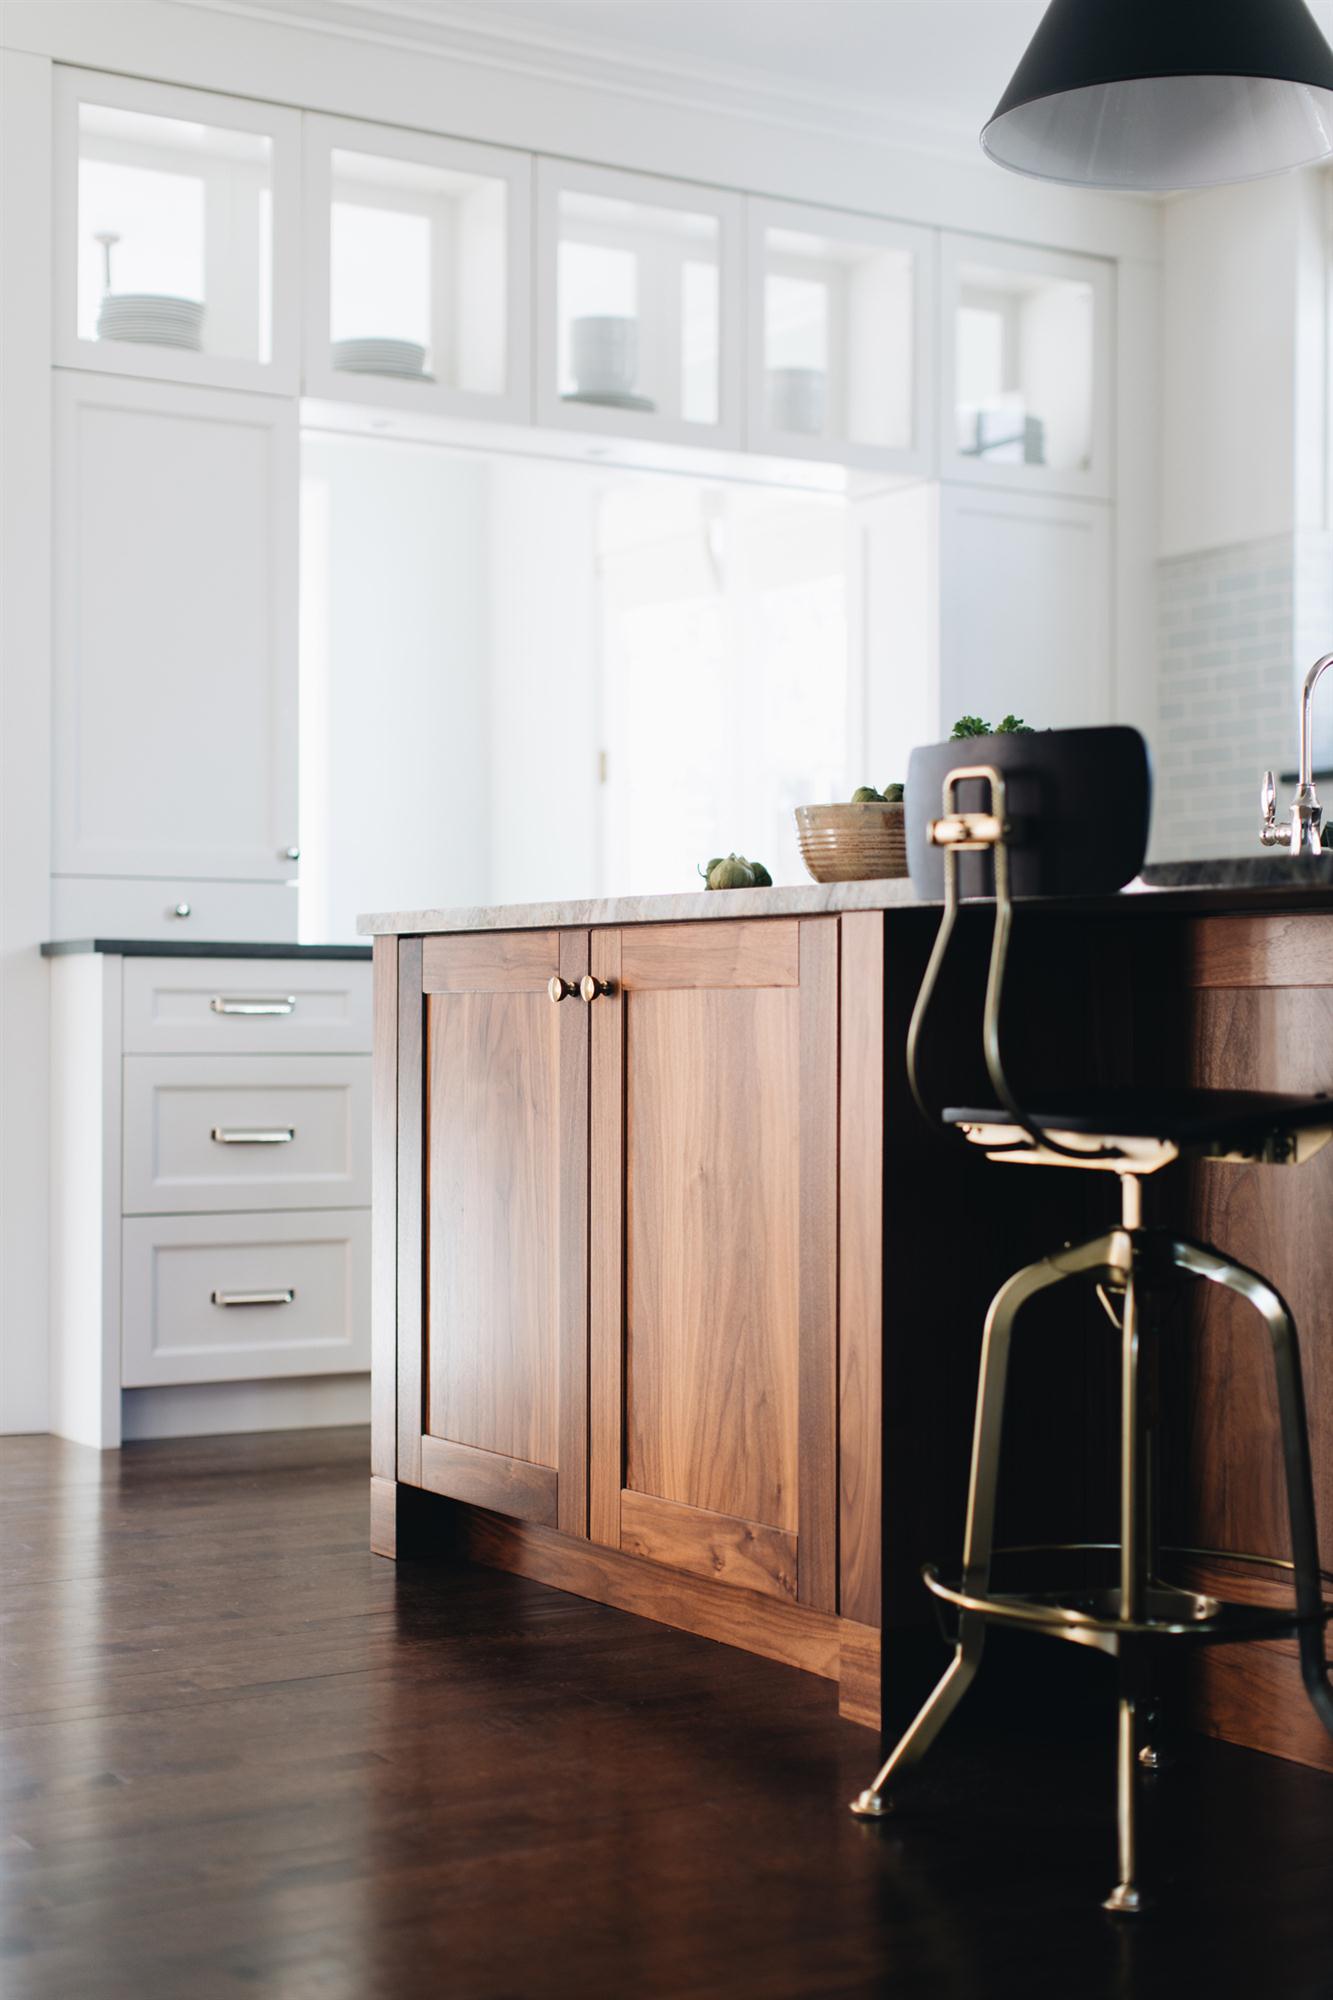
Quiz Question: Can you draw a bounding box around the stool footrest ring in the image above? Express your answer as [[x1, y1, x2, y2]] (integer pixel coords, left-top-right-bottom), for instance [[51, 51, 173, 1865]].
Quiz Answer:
[[923, 1565, 1333, 1647]]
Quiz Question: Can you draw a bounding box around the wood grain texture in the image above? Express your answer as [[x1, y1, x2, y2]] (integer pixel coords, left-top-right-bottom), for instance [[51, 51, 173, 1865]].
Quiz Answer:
[[371, 937, 398, 1488], [459, 1504, 843, 1679], [837, 1618, 881, 1730], [1181, 1555, 1333, 1775], [13, 1428, 1333, 1995], [797, 918, 838, 1613], [1189, 914, 1333, 989], [557, 930, 591, 1538], [422, 929, 559, 993], [620, 919, 799, 991], [1185, 986, 1333, 1581], [838, 912, 884, 1626], [624, 980, 801, 1531], [426, 984, 562, 1466], [619, 1489, 798, 1603], [395, 937, 424, 1489], [588, 928, 624, 1548], [369, 1473, 397, 1557], [421, 1434, 559, 1528]]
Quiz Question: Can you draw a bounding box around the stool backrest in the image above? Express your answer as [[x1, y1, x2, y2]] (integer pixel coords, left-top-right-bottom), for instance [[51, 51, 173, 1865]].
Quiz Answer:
[[903, 726, 1152, 1159], [906, 725, 1151, 902]]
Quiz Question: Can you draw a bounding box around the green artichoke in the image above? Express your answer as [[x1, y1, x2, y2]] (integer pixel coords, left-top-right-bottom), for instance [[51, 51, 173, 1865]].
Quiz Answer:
[[851, 784, 884, 803], [881, 783, 904, 803]]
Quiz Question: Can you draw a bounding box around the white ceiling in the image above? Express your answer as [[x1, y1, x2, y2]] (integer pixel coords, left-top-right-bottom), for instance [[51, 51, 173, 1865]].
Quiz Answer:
[[217, 0, 1333, 147]]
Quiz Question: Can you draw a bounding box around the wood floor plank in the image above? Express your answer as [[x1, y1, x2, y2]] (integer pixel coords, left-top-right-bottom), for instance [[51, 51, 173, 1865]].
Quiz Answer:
[[2, 1425, 1332, 2000]]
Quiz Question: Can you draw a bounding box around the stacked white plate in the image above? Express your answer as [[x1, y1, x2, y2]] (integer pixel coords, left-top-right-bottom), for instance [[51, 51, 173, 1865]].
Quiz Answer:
[[331, 337, 433, 382], [96, 293, 205, 350]]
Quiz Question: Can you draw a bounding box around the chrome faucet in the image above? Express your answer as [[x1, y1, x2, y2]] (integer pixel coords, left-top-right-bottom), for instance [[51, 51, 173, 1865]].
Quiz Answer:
[[1260, 650, 1333, 856]]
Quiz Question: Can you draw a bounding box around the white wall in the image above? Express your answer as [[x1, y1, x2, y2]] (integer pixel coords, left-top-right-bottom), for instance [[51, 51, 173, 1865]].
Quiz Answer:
[[302, 436, 492, 938], [1153, 167, 1332, 859], [0, 49, 52, 1433], [1160, 171, 1327, 558], [486, 458, 602, 905]]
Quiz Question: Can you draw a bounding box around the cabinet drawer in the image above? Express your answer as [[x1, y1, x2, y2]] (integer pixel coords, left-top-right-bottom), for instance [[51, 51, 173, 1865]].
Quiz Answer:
[[51, 877, 297, 945], [123, 1055, 370, 1214], [122, 956, 371, 1054], [122, 1210, 370, 1387]]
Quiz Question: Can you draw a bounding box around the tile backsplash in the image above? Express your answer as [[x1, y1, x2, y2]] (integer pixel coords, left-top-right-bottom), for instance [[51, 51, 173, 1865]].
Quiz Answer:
[[1153, 532, 1333, 862]]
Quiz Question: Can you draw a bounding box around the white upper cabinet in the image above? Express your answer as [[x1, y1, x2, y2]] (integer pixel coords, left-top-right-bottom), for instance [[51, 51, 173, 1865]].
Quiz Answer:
[[536, 160, 744, 449], [301, 115, 532, 421], [53, 372, 298, 884], [53, 68, 300, 395], [745, 200, 936, 475], [939, 234, 1113, 500]]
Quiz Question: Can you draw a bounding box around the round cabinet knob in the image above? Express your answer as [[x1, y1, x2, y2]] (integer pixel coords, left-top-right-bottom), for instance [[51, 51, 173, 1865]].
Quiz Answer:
[[171, 902, 192, 919], [548, 975, 575, 1003], [580, 975, 611, 1003], [283, 845, 301, 862]]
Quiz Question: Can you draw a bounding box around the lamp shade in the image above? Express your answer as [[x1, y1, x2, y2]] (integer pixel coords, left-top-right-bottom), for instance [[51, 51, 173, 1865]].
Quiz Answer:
[[982, 0, 1333, 190]]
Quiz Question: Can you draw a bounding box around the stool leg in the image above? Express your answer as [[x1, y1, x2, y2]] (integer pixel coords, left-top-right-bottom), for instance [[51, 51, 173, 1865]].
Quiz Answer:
[[851, 1245, 1113, 1819], [1104, 1672, 1146, 1914], [1104, 1265, 1150, 1914], [1170, 1239, 1333, 1738]]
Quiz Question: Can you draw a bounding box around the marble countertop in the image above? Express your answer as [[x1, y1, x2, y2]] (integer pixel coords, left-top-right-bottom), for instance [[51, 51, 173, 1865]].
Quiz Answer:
[[359, 857, 1333, 937]]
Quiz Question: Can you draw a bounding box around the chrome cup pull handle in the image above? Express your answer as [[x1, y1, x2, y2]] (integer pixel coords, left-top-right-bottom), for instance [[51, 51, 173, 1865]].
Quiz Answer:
[[210, 996, 296, 1017], [211, 1289, 295, 1308], [210, 1127, 295, 1145]]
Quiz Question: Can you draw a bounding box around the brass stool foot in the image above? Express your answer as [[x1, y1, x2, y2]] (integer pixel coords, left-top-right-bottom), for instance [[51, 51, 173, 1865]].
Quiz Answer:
[[1103, 1883, 1148, 1916], [849, 1788, 893, 1819]]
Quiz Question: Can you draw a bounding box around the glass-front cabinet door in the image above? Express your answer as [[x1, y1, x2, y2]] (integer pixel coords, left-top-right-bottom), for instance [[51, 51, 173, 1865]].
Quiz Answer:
[[939, 233, 1113, 499], [745, 200, 935, 474], [536, 161, 743, 449], [302, 115, 531, 421], [54, 68, 300, 393]]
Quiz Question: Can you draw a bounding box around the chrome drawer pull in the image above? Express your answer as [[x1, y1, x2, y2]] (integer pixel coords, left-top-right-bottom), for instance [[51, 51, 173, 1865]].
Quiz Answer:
[[211, 1288, 295, 1308], [210, 1127, 295, 1146], [210, 996, 296, 1017]]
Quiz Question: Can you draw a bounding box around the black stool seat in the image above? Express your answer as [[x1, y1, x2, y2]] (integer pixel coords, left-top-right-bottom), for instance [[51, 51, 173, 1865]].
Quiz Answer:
[[943, 1086, 1333, 1147]]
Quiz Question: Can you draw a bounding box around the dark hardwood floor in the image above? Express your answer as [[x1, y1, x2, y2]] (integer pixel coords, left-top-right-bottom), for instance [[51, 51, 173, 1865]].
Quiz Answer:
[[3, 1426, 1332, 2000]]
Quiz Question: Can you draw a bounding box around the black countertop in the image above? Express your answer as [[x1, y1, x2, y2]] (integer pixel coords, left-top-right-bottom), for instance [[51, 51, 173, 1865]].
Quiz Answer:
[[42, 939, 372, 960]]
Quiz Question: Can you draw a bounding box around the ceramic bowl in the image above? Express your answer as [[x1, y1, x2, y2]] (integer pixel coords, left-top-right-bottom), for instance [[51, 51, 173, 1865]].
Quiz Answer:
[[794, 801, 908, 882]]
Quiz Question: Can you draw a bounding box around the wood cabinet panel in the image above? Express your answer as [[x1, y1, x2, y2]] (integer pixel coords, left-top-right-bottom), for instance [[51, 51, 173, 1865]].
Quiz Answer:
[[838, 912, 885, 1626], [624, 981, 801, 1527], [620, 919, 799, 991], [396, 938, 424, 1489], [591, 915, 839, 1613], [408, 930, 591, 1527], [420, 1434, 558, 1527], [620, 1490, 797, 1602], [422, 930, 561, 994], [427, 987, 562, 1465]]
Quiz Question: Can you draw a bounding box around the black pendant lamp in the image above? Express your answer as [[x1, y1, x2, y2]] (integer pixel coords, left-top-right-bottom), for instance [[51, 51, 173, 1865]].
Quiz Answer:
[[982, 0, 1333, 190]]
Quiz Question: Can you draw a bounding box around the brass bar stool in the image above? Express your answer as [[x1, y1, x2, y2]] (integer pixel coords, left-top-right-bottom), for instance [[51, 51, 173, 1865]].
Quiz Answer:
[[850, 726, 1333, 1913]]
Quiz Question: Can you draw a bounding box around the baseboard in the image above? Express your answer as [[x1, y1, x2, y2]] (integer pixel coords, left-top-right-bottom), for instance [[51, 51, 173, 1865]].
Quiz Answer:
[[121, 1372, 371, 1441]]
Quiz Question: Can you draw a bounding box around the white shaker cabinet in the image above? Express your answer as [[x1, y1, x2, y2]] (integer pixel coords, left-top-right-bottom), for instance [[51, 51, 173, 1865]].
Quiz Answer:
[[52, 371, 299, 925], [47, 946, 372, 1447], [939, 233, 1114, 501]]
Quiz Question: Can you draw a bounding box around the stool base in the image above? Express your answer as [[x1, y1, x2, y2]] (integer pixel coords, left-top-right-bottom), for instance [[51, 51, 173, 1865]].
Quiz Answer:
[[850, 1192, 1333, 1912]]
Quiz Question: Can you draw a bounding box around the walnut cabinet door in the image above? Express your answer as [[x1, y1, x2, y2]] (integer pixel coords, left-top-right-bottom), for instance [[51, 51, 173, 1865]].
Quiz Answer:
[[398, 931, 590, 1534], [587, 919, 839, 1611]]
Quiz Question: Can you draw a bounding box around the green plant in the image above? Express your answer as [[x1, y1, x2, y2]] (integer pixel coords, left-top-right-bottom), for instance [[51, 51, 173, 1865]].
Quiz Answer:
[[849, 782, 904, 803], [949, 713, 1035, 739]]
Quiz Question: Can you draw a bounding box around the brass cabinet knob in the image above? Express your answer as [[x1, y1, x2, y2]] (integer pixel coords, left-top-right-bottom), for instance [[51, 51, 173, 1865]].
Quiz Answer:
[[580, 974, 611, 1003], [548, 976, 575, 1003]]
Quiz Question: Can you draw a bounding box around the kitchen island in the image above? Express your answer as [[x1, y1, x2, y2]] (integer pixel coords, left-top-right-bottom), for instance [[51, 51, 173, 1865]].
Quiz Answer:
[[363, 875, 1333, 1771]]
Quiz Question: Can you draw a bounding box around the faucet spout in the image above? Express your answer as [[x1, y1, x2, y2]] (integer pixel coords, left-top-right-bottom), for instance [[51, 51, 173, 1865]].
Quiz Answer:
[[1299, 652, 1333, 792], [1261, 651, 1333, 857]]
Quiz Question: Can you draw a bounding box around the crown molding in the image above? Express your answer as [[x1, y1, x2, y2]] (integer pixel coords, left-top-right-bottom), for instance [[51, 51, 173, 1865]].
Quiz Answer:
[[162, 0, 988, 163]]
